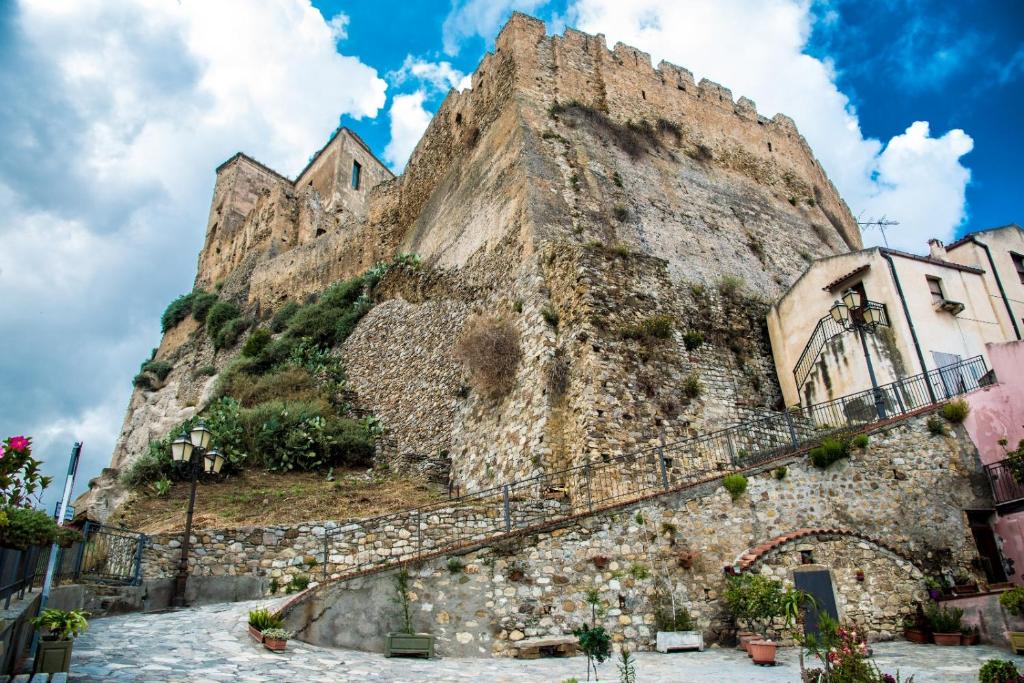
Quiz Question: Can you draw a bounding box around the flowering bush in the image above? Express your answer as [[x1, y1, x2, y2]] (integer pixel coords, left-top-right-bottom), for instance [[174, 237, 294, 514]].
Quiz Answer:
[[801, 616, 913, 683], [0, 435, 53, 508]]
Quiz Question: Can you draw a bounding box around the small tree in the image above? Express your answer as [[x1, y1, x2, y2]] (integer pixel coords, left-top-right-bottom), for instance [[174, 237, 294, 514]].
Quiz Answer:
[[393, 568, 414, 635], [723, 573, 785, 638], [573, 588, 611, 681]]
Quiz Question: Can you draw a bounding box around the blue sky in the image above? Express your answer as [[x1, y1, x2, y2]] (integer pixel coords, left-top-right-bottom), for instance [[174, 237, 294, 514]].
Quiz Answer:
[[0, 0, 1020, 510]]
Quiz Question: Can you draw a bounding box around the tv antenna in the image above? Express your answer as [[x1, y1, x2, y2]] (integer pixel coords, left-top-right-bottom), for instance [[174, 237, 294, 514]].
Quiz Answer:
[[857, 214, 899, 248]]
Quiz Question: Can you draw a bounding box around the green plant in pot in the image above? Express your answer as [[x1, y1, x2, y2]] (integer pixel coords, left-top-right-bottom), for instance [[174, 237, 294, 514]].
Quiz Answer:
[[32, 608, 89, 674], [723, 573, 786, 665], [925, 603, 964, 646], [247, 608, 282, 643], [384, 568, 434, 658], [261, 627, 292, 652], [999, 586, 1024, 654]]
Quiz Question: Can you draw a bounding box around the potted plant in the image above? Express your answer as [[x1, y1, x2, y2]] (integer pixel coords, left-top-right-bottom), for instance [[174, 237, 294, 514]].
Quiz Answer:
[[247, 608, 282, 643], [384, 568, 434, 658], [723, 573, 785, 665], [979, 659, 1022, 683], [653, 593, 703, 653], [262, 627, 292, 652], [925, 576, 944, 601], [952, 573, 979, 596], [999, 586, 1024, 654], [902, 614, 928, 644], [961, 624, 980, 646], [926, 603, 964, 645], [31, 608, 89, 674]]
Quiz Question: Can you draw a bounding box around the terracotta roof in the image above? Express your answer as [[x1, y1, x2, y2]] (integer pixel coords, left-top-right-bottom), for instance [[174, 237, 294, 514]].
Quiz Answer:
[[880, 247, 985, 275], [823, 264, 870, 292], [733, 526, 920, 572], [946, 224, 1024, 251]]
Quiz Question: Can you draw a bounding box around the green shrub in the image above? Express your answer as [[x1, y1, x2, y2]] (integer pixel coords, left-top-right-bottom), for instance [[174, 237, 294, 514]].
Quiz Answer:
[[206, 301, 241, 339], [941, 399, 970, 424], [270, 302, 301, 332], [851, 433, 869, 449], [220, 365, 321, 407], [628, 563, 649, 579], [718, 275, 743, 300], [773, 466, 787, 480], [723, 573, 785, 635], [541, 305, 560, 329], [142, 360, 173, 381], [190, 291, 218, 323], [285, 574, 311, 594], [161, 292, 197, 332], [620, 315, 674, 342], [0, 506, 63, 549], [319, 277, 365, 309], [241, 328, 272, 357], [247, 608, 283, 631], [653, 604, 694, 632], [447, 557, 464, 573], [682, 371, 703, 399], [999, 586, 1024, 617], [214, 317, 249, 350], [132, 373, 154, 390], [193, 365, 217, 378], [809, 436, 850, 469], [682, 330, 704, 351], [285, 284, 370, 348], [979, 659, 1021, 683], [925, 603, 963, 633], [927, 416, 947, 436], [723, 474, 747, 500]]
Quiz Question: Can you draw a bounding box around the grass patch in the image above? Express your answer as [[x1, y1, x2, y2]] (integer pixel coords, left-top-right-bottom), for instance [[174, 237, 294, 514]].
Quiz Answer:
[[682, 371, 703, 399], [620, 315, 674, 342], [773, 466, 787, 480], [682, 330, 704, 351], [541, 305, 560, 329], [809, 436, 851, 469], [852, 433, 869, 449], [270, 302, 301, 333], [612, 204, 630, 222], [941, 399, 970, 424], [927, 415, 947, 436]]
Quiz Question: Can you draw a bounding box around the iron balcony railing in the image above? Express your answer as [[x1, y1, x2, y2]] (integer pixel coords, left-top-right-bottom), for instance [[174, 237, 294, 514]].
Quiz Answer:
[[985, 460, 1024, 507], [793, 301, 890, 390], [318, 355, 991, 584]]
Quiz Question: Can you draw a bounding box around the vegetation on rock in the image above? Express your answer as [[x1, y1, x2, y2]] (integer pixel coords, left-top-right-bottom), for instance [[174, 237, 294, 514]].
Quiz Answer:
[[940, 399, 970, 424], [809, 436, 851, 469], [722, 473, 747, 500], [455, 314, 522, 399]]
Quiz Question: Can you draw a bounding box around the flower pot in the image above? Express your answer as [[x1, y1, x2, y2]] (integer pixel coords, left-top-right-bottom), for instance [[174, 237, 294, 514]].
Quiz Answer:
[[385, 632, 434, 658], [263, 637, 287, 652], [736, 630, 755, 650], [903, 627, 928, 644], [1009, 631, 1024, 655], [655, 631, 704, 653], [933, 632, 961, 646], [952, 583, 979, 596], [248, 625, 265, 643], [748, 639, 778, 666], [739, 632, 759, 653], [34, 638, 74, 674], [961, 632, 980, 646]]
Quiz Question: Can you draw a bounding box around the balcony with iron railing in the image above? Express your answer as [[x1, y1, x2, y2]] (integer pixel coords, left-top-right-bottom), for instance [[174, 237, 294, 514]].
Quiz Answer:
[[985, 459, 1024, 509]]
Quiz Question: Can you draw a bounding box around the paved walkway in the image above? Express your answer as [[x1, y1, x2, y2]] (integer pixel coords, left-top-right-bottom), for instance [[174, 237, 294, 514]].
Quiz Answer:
[[70, 600, 1023, 682]]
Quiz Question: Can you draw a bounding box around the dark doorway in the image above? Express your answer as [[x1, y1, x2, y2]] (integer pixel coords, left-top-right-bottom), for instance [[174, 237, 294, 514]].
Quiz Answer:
[[794, 567, 839, 638], [968, 509, 1009, 583]]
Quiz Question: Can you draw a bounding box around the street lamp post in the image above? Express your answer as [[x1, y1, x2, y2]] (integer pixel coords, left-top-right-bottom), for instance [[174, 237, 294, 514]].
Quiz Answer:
[[829, 288, 888, 420], [169, 421, 224, 607]]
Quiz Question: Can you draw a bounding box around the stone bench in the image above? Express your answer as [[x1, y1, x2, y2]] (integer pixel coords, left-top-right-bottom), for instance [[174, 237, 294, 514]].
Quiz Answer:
[[0, 673, 68, 682], [509, 635, 578, 659]]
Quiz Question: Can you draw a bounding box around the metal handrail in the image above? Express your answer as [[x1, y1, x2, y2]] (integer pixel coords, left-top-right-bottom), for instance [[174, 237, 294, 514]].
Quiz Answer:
[[318, 355, 990, 585], [985, 459, 1024, 506]]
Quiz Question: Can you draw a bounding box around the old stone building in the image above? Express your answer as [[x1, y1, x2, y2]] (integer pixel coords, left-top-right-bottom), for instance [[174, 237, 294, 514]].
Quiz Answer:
[[76, 13, 1010, 656]]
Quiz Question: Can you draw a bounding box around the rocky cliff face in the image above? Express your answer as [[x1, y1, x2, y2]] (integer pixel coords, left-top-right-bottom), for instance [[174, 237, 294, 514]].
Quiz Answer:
[[80, 13, 859, 520]]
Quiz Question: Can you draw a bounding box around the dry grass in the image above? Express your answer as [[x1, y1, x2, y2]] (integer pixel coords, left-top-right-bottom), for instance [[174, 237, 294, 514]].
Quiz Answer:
[[455, 314, 521, 398], [111, 469, 446, 533]]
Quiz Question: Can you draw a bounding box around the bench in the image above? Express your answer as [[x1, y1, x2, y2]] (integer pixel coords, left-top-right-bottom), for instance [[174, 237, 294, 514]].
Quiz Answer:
[[0, 673, 68, 682], [509, 635, 578, 659]]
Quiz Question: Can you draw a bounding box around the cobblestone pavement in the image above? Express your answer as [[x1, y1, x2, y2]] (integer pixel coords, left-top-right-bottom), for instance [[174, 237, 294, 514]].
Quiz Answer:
[[70, 600, 1024, 682]]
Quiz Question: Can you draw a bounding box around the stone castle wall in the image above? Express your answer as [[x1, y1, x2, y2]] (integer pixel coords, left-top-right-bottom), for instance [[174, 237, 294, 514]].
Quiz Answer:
[[280, 412, 989, 657]]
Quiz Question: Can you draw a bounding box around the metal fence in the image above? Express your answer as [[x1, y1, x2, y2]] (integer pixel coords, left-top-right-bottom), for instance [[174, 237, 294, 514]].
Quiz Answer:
[[985, 460, 1024, 507], [0, 545, 48, 608], [22, 522, 149, 590], [793, 301, 890, 390], [320, 355, 990, 583]]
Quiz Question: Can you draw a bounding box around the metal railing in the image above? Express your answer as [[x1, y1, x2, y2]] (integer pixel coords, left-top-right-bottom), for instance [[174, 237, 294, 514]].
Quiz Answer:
[[793, 301, 889, 390], [985, 460, 1024, 507], [0, 545, 48, 608], [24, 522, 149, 589], [318, 355, 990, 584]]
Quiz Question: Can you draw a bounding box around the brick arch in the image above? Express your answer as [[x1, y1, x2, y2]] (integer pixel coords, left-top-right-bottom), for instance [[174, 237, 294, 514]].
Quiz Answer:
[[733, 527, 923, 573]]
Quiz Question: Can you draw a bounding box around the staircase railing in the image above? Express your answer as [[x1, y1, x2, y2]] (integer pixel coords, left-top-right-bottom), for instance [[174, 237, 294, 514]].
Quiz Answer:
[[316, 355, 990, 584], [793, 301, 889, 390], [34, 522, 149, 587]]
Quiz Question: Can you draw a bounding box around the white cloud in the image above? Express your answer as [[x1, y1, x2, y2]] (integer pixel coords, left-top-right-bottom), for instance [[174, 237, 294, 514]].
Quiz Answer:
[[383, 91, 433, 172], [566, 0, 974, 253], [0, 0, 387, 506], [442, 0, 548, 56], [390, 55, 467, 92]]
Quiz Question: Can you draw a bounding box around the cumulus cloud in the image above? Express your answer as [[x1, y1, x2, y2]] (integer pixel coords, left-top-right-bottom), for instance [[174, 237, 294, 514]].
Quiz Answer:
[[442, 0, 548, 56], [389, 55, 467, 92], [565, 0, 974, 251], [0, 0, 386, 506], [384, 91, 433, 172]]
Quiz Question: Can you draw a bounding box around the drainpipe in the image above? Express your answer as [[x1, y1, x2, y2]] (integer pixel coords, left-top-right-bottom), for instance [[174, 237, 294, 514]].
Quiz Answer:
[[882, 251, 936, 402], [969, 237, 1022, 341]]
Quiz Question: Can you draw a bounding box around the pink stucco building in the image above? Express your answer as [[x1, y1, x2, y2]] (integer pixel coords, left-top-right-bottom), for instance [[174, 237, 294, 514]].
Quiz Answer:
[[963, 340, 1024, 584]]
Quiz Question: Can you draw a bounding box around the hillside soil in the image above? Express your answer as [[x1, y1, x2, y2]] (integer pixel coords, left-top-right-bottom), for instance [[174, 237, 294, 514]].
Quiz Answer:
[[110, 468, 447, 533]]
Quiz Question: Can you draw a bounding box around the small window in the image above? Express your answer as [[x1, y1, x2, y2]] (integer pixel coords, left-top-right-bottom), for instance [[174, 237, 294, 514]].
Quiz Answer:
[[1012, 252, 1024, 285], [927, 276, 944, 305], [351, 160, 362, 190]]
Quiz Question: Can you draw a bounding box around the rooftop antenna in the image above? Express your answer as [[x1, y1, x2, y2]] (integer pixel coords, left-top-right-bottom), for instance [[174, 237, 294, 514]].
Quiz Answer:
[[857, 214, 900, 248]]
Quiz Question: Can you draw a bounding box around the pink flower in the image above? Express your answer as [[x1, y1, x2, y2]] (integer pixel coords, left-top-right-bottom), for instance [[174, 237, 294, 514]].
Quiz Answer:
[[0, 443, 5, 459], [8, 435, 29, 452]]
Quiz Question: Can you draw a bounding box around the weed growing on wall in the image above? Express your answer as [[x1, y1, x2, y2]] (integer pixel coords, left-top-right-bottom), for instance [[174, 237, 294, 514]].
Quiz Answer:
[[455, 314, 522, 399]]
